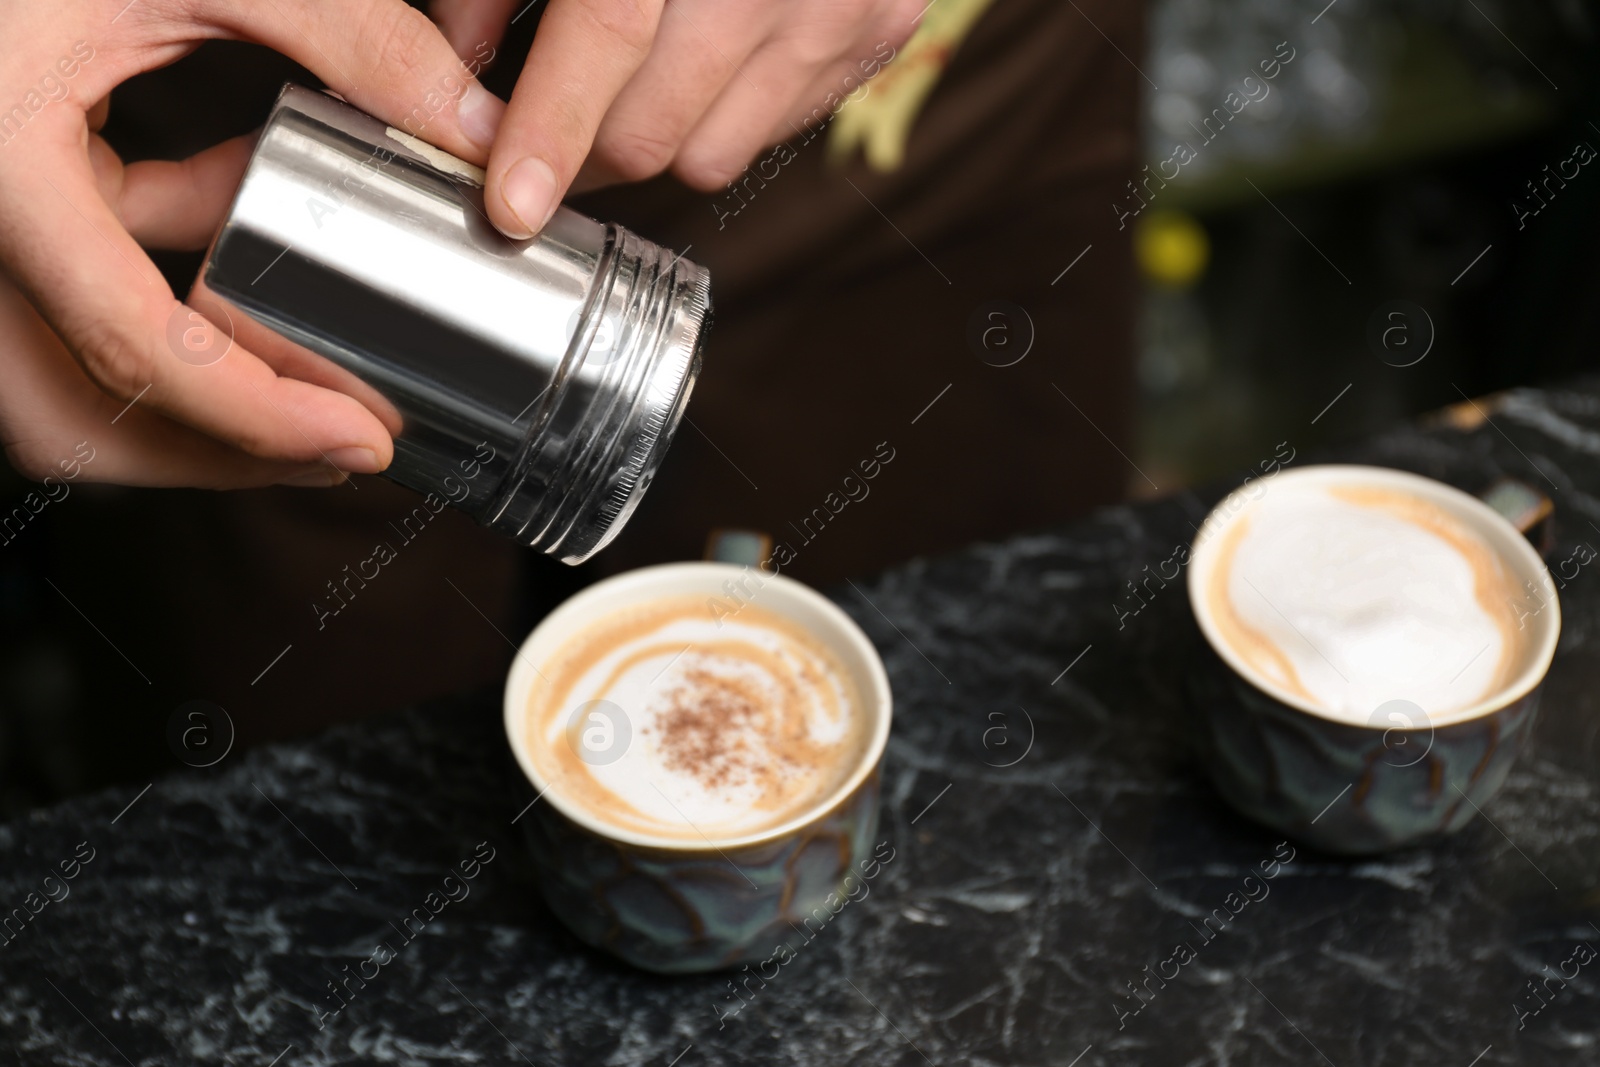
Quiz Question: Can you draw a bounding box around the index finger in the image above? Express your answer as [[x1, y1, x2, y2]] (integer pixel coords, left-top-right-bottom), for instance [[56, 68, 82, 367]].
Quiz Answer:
[[192, 0, 506, 159], [484, 0, 666, 238]]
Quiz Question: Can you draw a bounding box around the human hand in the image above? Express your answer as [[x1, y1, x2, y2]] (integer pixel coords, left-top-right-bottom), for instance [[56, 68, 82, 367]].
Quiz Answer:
[[429, 0, 920, 239], [0, 0, 507, 489]]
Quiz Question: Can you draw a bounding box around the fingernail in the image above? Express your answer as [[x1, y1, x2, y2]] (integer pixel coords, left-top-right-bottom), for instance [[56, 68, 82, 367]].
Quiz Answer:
[[277, 467, 347, 488], [457, 84, 504, 152], [326, 447, 383, 474], [501, 156, 559, 239]]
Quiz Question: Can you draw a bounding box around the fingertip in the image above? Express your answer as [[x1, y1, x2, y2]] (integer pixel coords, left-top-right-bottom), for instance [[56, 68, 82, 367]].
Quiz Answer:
[[325, 447, 384, 475], [321, 393, 395, 473], [672, 151, 742, 195], [496, 156, 559, 239], [238, 372, 395, 472], [277, 466, 351, 488], [458, 84, 505, 154]]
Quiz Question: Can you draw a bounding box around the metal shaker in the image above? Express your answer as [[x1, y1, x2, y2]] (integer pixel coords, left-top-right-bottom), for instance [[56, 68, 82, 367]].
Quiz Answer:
[[194, 83, 710, 564]]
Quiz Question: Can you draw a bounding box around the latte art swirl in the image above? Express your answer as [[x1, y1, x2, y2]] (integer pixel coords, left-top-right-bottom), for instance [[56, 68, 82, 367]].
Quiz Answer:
[[525, 597, 867, 841]]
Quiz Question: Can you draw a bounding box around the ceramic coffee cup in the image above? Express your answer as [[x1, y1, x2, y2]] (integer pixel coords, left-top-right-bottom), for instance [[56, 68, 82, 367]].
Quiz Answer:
[[1185, 465, 1561, 854], [503, 563, 892, 972]]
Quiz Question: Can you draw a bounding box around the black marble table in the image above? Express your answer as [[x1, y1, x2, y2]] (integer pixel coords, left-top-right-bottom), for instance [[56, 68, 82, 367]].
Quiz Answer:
[[5, 380, 1599, 1066]]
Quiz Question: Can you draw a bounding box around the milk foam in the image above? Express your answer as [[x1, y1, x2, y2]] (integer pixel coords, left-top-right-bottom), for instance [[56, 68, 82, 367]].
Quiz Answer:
[[526, 597, 863, 841], [1210, 484, 1519, 722]]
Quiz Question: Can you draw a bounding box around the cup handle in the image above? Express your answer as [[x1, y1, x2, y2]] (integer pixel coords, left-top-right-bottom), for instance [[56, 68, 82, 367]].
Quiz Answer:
[[703, 528, 773, 567], [1478, 478, 1555, 553]]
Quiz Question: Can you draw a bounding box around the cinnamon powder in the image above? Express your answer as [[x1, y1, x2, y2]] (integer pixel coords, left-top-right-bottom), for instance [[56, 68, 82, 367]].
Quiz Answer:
[[648, 666, 796, 793]]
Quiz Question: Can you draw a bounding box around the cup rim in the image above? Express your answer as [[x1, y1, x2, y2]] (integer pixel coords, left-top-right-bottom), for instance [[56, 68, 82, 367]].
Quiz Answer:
[[1186, 464, 1561, 728], [502, 561, 893, 851]]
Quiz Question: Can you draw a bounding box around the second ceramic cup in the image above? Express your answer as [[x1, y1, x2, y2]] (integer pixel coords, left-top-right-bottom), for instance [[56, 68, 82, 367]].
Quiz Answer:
[[503, 563, 893, 973], [1185, 465, 1561, 854]]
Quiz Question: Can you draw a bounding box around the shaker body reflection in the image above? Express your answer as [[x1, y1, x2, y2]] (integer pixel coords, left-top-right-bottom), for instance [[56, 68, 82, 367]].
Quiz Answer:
[[196, 84, 710, 563]]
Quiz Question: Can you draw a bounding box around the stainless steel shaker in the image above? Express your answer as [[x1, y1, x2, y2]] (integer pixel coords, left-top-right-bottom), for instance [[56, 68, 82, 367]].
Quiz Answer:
[[195, 83, 710, 564]]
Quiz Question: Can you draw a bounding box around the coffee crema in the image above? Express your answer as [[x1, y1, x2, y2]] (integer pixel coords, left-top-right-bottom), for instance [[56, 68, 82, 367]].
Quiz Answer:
[[1205, 483, 1525, 722], [524, 596, 867, 842]]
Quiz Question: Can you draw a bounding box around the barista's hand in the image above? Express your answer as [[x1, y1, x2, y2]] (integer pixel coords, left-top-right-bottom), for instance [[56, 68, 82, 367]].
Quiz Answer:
[[0, 0, 506, 488], [429, 0, 920, 238]]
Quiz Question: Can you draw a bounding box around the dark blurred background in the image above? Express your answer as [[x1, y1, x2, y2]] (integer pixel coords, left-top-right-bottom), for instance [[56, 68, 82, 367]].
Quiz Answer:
[[1130, 0, 1597, 488], [0, 0, 1595, 816]]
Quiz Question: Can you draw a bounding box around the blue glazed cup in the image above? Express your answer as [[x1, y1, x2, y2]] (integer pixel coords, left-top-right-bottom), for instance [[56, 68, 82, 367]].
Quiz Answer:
[[1185, 465, 1561, 855], [503, 563, 892, 972]]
